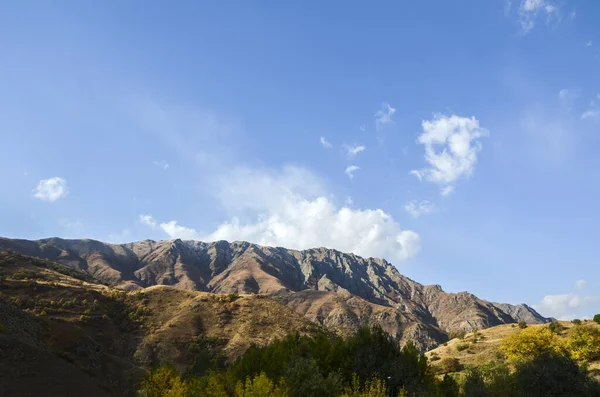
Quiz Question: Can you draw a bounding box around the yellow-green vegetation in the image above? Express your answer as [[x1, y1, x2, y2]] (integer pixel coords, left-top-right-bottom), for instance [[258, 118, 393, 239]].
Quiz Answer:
[[498, 326, 568, 362]]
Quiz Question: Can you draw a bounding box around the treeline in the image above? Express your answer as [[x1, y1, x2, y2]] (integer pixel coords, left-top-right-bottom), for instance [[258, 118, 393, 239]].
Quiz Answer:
[[138, 325, 600, 397]]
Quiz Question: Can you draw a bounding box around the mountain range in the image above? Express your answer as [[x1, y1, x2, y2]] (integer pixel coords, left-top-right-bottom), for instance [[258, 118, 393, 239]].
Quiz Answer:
[[0, 237, 550, 350]]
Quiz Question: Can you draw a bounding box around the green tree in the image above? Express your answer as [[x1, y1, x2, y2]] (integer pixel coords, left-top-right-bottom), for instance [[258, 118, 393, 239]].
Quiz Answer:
[[462, 368, 487, 397], [283, 357, 339, 397], [439, 374, 459, 397], [138, 366, 188, 397], [593, 314, 600, 324], [235, 372, 286, 397], [518, 321, 527, 329]]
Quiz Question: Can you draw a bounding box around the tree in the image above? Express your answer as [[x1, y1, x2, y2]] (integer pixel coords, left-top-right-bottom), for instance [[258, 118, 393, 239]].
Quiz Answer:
[[518, 321, 527, 329], [513, 353, 597, 397], [283, 358, 339, 397], [138, 366, 188, 397], [235, 372, 286, 397], [593, 314, 600, 324], [498, 326, 567, 363], [439, 374, 459, 397], [572, 319, 582, 326], [566, 326, 600, 361], [548, 321, 564, 334], [439, 357, 462, 374], [462, 368, 487, 397]]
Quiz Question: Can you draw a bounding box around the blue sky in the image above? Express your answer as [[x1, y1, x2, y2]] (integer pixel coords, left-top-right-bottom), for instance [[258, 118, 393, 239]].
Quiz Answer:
[[1, 0, 599, 319]]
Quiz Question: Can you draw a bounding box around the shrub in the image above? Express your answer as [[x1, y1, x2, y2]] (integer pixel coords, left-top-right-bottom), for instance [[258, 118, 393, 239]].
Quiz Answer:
[[518, 321, 528, 329], [499, 326, 567, 363], [548, 321, 564, 334], [572, 319, 582, 326], [566, 326, 600, 361], [456, 343, 470, 352], [593, 314, 600, 324], [440, 357, 462, 373]]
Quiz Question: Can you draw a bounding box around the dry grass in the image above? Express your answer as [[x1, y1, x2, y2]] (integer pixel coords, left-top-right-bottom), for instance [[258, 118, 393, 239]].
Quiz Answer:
[[425, 321, 600, 378]]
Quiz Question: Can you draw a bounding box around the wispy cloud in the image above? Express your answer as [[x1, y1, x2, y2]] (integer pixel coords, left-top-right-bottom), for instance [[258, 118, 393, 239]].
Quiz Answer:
[[345, 165, 360, 180], [533, 293, 597, 320], [153, 160, 170, 170], [139, 214, 158, 228], [33, 177, 69, 202], [345, 144, 366, 159], [319, 136, 332, 148], [410, 114, 488, 196], [586, 40, 592, 47], [558, 88, 580, 109], [581, 95, 600, 120], [575, 280, 587, 290], [404, 200, 435, 218], [375, 103, 396, 131], [515, 0, 562, 34]]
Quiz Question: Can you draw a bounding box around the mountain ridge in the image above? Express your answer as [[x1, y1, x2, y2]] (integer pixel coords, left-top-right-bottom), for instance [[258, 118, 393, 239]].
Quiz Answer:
[[0, 236, 550, 350]]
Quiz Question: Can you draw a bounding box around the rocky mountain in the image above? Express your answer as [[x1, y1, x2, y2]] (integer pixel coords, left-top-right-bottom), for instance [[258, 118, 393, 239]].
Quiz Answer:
[[0, 237, 550, 350]]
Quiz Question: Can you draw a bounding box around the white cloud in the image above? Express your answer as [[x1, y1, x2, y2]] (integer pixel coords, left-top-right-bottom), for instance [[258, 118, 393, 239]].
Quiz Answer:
[[139, 214, 158, 228], [516, 0, 560, 34], [345, 144, 366, 159], [558, 88, 580, 109], [153, 160, 169, 170], [375, 103, 396, 131], [581, 95, 600, 120], [345, 196, 354, 206], [410, 114, 488, 195], [319, 136, 332, 148], [160, 220, 202, 240], [142, 165, 421, 264], [404, 201, 435, 218], [440, 186, 455, 197], [575, 280, 587, 289], [345, 165, 360, 180], [33, 177, 69, 202], [533, 293, 597, 319]]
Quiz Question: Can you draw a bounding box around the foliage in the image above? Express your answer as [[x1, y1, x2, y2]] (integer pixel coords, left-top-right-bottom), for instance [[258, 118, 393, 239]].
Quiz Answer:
[[517, 321, 527, 329], [593, 314, 600, 324], [439, 357, 462, 374], [234, 372, 286, 397], [449, 331, 467, 340], [498, 326, 567, 363], [456, 343, 470, 352], [566, 326, 600, 361], [138, 365, 188, 397], [548, 321, 564, 334], [572, 319, 582, 326]]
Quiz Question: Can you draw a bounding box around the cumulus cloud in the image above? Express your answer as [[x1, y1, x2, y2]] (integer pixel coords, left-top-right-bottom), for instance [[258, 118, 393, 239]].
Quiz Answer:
[[375, 103, 396, 131], [410, 114, 488, 195], [319, 136, 332, 148], [404, 201, 435, 218], [33, 177, 69, 202], [345, 144, 366, 159], [581, 95, 600, 120], [575, 280, 587, 289], [153, 160, 170, 170], [345, 165, 360, 180], [533, 293, 597, 319], [139, 214, 158, 228], [141, 165, 421, 264]]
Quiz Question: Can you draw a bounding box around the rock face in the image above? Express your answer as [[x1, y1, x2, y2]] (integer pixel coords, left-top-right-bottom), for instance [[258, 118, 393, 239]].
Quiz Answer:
[[0, 237, 550, 350]]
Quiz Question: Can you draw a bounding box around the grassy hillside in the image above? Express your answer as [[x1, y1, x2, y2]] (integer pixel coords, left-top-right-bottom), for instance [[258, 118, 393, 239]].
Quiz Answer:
[[0, 250, 321, 396], [425, 321, 600, 379]]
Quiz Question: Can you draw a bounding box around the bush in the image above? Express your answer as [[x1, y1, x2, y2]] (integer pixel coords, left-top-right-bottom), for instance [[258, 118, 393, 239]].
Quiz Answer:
[[439, 357, 462, 373], [499, 326, 567, 363], [518, 321, 528, 329], [456, 343, 470, 352], [593, 314, 600, 324], [449, 330, 466, 340], [566, 326, 600, 361], [548, 321, 564, 334], [572, 319, 582, 326]]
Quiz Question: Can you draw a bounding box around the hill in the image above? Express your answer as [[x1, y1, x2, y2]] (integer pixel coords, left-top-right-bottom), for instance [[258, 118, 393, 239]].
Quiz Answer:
[[0, 251, 319, 396], [425, 321, 600, 379], [0, 237, 550, 350]]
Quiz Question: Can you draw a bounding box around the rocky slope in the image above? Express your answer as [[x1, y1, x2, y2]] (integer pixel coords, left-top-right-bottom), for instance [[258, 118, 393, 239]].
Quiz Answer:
[[0, 237, 550, 350]]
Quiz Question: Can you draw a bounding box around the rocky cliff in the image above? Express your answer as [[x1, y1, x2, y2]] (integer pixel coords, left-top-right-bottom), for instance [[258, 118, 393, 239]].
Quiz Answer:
[[0, 237, 550, 350]]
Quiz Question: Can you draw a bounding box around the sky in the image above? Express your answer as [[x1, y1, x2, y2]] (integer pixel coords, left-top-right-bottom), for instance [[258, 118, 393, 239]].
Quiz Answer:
[[1, 0, 599, 320]]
